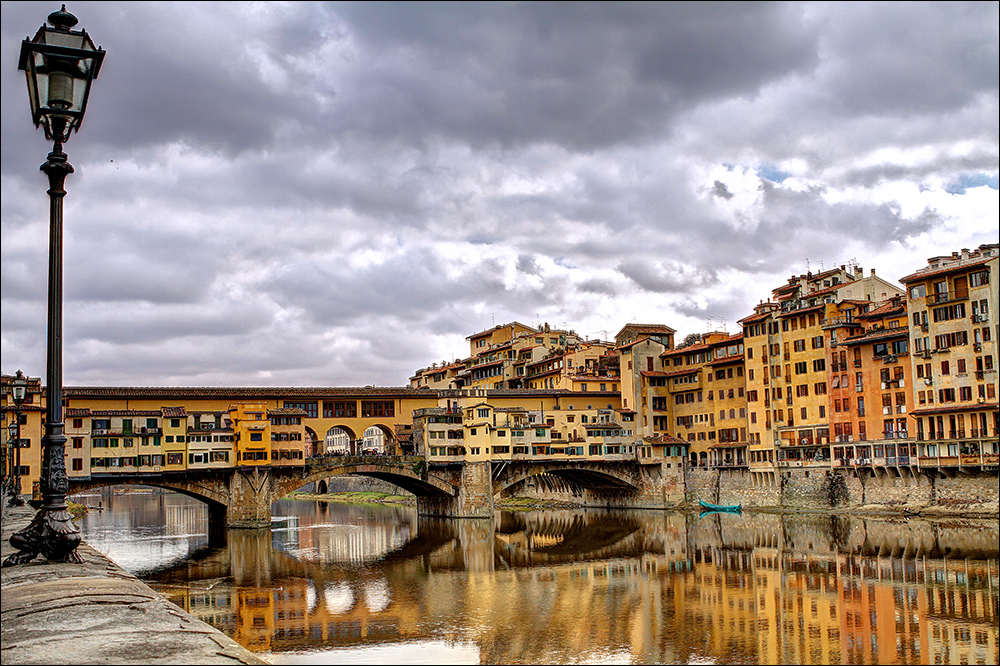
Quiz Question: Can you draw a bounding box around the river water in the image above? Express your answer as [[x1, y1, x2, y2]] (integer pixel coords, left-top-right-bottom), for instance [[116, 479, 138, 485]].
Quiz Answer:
[[74, 491, 999, 665]]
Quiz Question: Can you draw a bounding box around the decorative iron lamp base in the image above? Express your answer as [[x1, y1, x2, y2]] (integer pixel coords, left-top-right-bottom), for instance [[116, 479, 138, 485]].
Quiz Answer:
[[2, 507, 82, 566]]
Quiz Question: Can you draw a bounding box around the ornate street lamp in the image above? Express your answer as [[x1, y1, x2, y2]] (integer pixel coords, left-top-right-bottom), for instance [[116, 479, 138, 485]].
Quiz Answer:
[[3, 372, 28, 501], [7, 419, 25, 506], [4, 6, 104, 567], [6, 370, 28, 507]]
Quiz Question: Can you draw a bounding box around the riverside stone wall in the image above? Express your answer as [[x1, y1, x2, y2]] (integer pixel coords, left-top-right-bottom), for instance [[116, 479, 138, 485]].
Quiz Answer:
[[703, 466, 997, 516], [719, 469, 780, 508], [935, 473, 1000, 513]]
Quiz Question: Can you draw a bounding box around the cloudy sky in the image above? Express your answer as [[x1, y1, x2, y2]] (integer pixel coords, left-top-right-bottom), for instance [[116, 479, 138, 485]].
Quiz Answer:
[[1, 2, 997, 388]]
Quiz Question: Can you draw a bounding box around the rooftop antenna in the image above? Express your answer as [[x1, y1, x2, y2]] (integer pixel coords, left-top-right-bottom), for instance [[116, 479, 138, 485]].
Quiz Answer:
[[805, 258, 811, 273]]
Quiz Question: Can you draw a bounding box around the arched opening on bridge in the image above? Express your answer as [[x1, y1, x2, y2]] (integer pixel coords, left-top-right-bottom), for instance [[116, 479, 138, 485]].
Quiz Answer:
[[359, 425, 388, 455], [304, 426, 320, 456], [496, 466, 640, 503], [323, 426, 358, 456], [506, 474, 585, 500], [68, 482, 228, 547]]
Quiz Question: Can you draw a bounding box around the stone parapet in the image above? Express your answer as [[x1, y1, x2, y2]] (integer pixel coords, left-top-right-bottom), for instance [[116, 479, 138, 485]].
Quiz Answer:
[[1, 504, 267, 665]]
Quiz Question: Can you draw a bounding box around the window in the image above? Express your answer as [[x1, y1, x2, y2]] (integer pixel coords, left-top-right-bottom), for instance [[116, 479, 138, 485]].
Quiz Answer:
[[361, 401, 394, 418], [794, 362, 808, 374], [325, 401, 357, 418], [932, 303, 965, 322], [283, 401, 318, 418], [250, 433, 263, 442]]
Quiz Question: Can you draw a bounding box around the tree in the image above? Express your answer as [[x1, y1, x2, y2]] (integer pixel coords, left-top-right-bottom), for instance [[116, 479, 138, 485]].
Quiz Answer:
[[675, 333, 702, 350]]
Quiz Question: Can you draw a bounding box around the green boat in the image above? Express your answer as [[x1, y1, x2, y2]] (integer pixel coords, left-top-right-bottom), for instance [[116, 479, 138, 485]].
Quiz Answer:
[[699, 499, 742, 513]]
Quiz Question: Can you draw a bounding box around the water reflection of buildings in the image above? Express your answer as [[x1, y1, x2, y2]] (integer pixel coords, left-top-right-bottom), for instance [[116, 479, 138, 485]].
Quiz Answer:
[[149, 510, 999, 664]]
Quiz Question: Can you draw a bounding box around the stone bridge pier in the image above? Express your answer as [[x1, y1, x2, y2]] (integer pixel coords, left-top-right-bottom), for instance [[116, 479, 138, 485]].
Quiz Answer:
[[416, 462, 494, 518]]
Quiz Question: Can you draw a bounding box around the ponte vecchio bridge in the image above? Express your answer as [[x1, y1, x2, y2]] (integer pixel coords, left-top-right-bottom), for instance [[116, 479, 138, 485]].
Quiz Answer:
[[66, 454, 677, 530]]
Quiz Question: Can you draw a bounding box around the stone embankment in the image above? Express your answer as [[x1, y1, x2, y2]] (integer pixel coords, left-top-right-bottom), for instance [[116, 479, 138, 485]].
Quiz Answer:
[[687, 467, 999, 518], [0, 504, 267, 666]]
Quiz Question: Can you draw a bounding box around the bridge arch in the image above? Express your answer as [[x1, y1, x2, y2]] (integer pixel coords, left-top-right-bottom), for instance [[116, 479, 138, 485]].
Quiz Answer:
[[67, 477, 231, 542], [68, 477, 228, 510], [278, 462, 457, 500], [494, 463, 641, 497]]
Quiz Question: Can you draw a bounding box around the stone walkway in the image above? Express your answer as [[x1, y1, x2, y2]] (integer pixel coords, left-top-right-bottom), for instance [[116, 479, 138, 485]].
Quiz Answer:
[[1, 503, 268, 665]]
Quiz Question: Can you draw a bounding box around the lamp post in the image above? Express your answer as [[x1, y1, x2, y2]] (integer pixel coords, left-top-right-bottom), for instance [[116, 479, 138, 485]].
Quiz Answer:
[[4, 6, 104, 567], [6, 370, 28, 507]]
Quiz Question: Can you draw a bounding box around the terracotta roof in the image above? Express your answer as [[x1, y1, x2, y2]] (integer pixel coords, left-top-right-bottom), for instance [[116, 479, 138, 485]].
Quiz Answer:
[[842, 327, 908, 345], [664, 341, 710, 356], [707, 354, 745, 366], [642, 434, 686, 445], [466, 321, 535, 340], [616, 323, 677, 336], [899, 254, 994, 284], [860, 298, 906, 319], [739, 311, 771, 324], [162, 406, 187, 417], [663, 368, 699, 378], [268, 407, 307, 416], [778, 303, 826, 317], [584, 421, 621, 430], [615, 336, 668, 352]]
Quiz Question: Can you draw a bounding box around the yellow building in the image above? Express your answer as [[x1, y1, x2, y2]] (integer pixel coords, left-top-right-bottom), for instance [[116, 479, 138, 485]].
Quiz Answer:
[[741, 265, 903, 475], [230, 402, 271, 467], [162, 406, 189, 471], [269, 407, 308, 464], [900, 243, 999, 466], [656, 332, 745, 468]]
